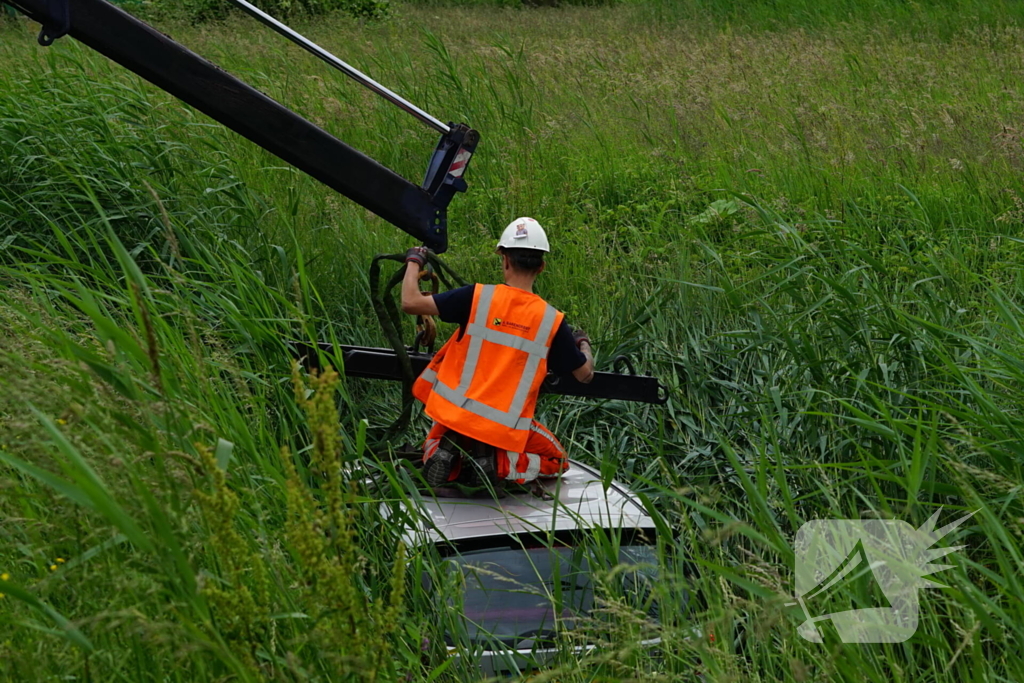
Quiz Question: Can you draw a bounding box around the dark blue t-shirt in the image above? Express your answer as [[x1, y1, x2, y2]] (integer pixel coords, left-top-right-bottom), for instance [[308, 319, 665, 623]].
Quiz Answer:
[[432, 285, 586, 376]]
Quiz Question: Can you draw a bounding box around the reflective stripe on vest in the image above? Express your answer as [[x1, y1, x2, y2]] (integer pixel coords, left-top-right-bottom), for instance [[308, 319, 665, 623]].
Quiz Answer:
[[419, 285, 559, 431], [503, 452, 541, 481]]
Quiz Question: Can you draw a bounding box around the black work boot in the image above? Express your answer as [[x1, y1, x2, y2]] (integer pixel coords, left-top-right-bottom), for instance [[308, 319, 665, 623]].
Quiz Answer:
[[423, 436, 458, 488], [458, 438, 505, 498], [469, 438, 498, 482]]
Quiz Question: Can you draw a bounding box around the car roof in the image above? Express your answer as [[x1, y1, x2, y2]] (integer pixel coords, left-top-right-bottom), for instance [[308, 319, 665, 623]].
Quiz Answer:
[[396, 459, 656, 546]]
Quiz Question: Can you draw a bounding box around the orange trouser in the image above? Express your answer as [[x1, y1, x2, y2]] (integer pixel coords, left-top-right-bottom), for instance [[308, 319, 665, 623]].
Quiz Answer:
[[423, 420, 569, 484]]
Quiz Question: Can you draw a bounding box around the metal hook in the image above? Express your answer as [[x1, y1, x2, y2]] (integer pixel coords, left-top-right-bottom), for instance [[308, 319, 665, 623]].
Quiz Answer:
[[37, 0, 71, 46], [612, 355, 637, 376]]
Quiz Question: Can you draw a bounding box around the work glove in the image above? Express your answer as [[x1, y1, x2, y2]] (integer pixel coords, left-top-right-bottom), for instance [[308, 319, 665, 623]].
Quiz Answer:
[[571, 326, 590, 350], [405, 246, 431, 268]]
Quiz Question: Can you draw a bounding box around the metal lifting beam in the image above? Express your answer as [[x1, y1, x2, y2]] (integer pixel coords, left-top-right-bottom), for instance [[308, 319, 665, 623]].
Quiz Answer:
[[294, 343, 668, 405], [7, 0, 477, 252]]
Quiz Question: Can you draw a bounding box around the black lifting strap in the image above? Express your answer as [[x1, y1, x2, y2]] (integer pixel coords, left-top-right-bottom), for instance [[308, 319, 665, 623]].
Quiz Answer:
[[368, 252, 468, 445]]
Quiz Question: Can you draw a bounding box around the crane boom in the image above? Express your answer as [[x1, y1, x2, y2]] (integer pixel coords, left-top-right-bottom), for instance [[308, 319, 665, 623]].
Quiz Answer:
[[5, 0, 669, 405], [5, 0, 477, 252]]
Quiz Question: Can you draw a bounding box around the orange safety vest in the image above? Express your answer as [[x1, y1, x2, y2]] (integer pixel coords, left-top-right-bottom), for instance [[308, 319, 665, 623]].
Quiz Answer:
[[412, 284, 564, 453]]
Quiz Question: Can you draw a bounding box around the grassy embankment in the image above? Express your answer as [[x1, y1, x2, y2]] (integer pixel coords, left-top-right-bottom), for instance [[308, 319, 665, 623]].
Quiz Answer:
[[2, 1, 1024, 680]]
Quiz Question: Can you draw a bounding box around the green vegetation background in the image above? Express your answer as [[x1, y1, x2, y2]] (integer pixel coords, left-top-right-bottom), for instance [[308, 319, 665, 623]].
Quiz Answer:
[[2, 0, 1024, 680]]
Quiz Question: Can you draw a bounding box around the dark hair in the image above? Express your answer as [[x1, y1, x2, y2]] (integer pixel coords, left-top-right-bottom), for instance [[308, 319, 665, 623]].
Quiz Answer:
[[500, 247, 545, 274]]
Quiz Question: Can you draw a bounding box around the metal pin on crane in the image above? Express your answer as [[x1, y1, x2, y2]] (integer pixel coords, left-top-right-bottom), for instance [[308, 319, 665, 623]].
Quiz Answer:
[[226, 0, 451, 135]]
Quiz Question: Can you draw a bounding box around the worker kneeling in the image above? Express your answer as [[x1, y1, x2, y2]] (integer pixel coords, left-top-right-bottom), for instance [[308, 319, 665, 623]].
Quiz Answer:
[[401, 217, 595, 493]]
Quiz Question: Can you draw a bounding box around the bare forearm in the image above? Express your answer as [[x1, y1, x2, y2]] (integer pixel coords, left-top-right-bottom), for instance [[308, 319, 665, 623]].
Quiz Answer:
[[400, 263, 419, 311], [573, 341, 595, 383], [401, 263, 439, 316]]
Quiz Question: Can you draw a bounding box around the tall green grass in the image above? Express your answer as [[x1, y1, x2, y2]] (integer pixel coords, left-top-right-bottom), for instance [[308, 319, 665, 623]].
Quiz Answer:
[[2, 2, 1024, 680]]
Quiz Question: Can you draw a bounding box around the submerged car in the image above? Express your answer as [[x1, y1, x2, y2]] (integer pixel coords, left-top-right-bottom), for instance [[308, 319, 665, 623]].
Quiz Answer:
[[394, 458, 669, 677]]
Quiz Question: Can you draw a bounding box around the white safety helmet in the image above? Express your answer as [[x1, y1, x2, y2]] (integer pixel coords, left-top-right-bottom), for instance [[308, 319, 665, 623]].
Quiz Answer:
[[496, 217, 550, 253]]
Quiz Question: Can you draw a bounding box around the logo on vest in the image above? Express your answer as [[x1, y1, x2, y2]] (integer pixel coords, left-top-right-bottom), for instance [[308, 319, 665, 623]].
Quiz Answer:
[[492, 318, 532, 333]]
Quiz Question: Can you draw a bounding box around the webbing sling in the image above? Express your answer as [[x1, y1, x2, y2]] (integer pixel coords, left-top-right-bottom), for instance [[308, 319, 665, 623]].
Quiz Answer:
[[419, 285, 558, 430]]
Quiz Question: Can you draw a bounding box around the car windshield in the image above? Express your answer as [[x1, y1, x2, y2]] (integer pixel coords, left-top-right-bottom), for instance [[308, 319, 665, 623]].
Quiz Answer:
[[444, 544, 658, 646]]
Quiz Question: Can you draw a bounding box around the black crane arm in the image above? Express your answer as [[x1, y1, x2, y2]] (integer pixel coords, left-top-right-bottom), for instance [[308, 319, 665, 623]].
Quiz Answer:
[[5, 0, 477, 252]]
